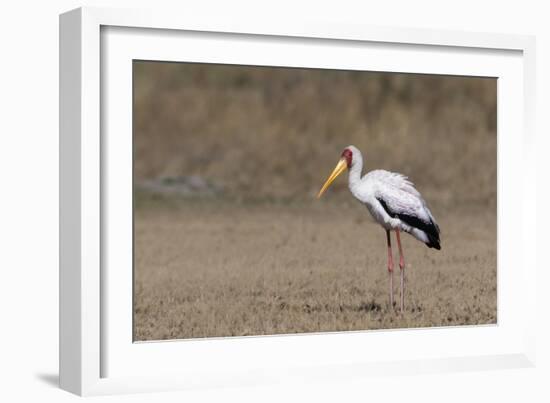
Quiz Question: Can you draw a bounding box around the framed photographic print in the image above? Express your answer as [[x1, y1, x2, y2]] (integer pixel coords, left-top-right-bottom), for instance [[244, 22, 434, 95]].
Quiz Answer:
[[59, 6, 537, 396]]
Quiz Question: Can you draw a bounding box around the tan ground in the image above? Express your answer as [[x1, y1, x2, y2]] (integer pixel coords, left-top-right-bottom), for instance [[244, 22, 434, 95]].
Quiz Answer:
[[134, 199, 496, 341]]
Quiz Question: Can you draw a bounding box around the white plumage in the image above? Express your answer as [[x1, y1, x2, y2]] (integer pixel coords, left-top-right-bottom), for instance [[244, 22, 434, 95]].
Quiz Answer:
[[317, 145, 441, 312], [346, 146, 440, 249]]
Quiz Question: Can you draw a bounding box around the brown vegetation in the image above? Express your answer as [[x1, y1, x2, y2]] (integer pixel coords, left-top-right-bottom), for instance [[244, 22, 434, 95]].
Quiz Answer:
[[133, 62, 497, 341], [134, 200, 496, 340], [134, 62, 496, 205]]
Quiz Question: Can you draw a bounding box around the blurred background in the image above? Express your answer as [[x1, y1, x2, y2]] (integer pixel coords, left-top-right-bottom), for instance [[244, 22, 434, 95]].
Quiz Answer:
[[133, 61, 497, 340], [133, 62, 496, 207]]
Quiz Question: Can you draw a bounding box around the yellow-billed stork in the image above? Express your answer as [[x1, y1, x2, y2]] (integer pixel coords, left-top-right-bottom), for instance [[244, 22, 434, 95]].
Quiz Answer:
[[317, 145, 441, 312]]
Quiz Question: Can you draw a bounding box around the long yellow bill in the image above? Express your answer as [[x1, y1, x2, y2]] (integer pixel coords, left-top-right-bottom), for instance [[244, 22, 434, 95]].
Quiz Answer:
[[317, 158, 348, 198]]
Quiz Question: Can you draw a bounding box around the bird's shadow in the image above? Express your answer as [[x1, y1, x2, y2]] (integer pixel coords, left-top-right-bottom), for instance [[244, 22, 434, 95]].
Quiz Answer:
[[35, 372, 59, 388]]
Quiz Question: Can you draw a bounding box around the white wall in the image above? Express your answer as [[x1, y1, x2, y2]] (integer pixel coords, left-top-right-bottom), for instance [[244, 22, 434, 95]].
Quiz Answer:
[[1, 1, 548, 401]]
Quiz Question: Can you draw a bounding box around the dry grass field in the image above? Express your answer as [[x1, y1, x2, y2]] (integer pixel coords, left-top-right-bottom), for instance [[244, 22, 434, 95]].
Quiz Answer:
[[134, 198, 496, 341], [133, 62, 497, 341]]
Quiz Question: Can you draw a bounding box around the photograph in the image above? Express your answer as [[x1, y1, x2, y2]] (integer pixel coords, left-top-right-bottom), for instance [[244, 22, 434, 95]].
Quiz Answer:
[[132, 61, 497, 341]]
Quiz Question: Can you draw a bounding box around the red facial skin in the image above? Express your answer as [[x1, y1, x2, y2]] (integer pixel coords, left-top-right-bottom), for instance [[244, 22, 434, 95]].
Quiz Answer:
[[341, 148, 353, 168]]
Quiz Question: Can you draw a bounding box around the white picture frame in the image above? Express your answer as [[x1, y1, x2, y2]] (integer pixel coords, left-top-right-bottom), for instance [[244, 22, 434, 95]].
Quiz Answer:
[[59, 6, 537, 396]]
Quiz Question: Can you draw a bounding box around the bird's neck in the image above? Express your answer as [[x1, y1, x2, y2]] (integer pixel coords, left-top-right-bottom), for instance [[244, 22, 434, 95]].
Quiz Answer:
[[348, 156, 363, 188]]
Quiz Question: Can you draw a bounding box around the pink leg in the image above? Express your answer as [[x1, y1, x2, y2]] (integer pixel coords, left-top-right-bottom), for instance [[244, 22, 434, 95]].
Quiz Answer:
[[395, 230, 405, 313], [386, 230, 394, 308]]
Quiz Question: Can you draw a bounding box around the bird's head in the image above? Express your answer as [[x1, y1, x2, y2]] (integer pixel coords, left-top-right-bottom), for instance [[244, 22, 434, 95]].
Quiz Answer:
[[317, 145, 359, 198]]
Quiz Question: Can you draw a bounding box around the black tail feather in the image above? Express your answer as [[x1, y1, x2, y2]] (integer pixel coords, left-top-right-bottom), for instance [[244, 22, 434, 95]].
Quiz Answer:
[[376, 197, 441, 250], [396, 214, 440, 250], [426, 233, 441, 250]]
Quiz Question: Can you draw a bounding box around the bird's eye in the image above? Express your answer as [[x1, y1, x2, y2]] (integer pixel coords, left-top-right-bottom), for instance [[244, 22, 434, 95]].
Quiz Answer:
[[341, 149, 353, 167]]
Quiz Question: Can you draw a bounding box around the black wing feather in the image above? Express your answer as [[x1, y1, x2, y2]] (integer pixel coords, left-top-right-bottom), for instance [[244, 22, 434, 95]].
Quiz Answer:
[[377, 197, 441, 250]]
